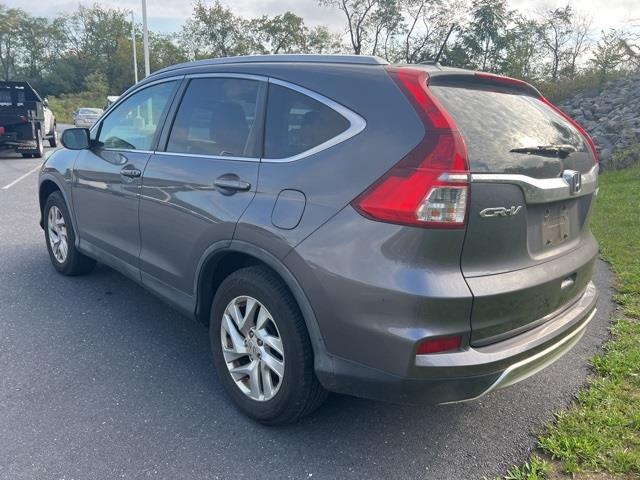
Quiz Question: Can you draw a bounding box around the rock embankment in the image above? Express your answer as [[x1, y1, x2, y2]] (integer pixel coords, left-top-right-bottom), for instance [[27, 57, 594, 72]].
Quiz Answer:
[[558, 74, 640, 169]]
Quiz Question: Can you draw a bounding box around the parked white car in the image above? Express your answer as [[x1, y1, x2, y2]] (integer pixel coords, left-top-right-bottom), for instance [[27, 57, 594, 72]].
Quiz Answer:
[[73, 108, 103, 128]]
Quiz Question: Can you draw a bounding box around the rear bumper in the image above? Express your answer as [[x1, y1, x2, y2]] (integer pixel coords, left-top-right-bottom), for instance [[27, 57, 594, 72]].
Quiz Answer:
[[317, 281, 597, 405]]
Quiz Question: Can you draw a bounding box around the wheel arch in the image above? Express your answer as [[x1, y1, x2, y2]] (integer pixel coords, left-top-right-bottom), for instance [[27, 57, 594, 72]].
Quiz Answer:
[[38, 176, 78, 242], [194, 240, 332, 375]]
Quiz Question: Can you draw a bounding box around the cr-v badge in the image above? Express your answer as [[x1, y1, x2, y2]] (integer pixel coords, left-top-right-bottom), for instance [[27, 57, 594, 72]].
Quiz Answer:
[[479, 206, 523, 218]]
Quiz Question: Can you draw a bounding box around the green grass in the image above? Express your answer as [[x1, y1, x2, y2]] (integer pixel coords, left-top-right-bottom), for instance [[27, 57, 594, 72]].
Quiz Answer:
[[498, 164, 640, 479], [496, 456, 550, 480], [48, 91, 106, 124]]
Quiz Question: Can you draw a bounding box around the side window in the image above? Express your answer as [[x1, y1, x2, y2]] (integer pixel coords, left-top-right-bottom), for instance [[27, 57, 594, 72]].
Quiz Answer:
[[98, 81, 176, 151], [166, 78, 261, 157], [264, 84, 350, 159]]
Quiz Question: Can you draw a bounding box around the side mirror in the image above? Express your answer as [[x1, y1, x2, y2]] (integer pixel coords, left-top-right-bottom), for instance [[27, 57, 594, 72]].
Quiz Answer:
[[61, 128, 91, 150], [43, 97, 49, 107]]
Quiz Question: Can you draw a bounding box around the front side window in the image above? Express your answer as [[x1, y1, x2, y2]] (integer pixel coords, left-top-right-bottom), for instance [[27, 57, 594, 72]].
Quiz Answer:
[[264, 84, 350, 159], [98, 81, 176, 151], [166, 78, 261, 158]]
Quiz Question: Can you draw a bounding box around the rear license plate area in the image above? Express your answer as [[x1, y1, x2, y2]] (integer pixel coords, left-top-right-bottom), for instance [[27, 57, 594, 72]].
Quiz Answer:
[[542, 204, 570, 247]]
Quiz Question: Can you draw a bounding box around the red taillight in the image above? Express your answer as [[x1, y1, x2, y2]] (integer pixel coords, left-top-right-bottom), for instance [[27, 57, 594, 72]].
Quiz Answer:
[[416, 335, 462, 355], [0, 126, 4, 136], [540, 96, 600, 164], [352, 67, 470, 229]]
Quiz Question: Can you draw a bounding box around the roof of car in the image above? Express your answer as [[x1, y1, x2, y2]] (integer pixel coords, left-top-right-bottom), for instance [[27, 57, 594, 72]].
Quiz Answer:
[[151, 54, 390, 77]]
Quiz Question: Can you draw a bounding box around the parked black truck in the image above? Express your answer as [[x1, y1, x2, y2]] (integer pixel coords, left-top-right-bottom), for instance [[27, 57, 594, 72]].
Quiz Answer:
[[0, 81, 57, 158]]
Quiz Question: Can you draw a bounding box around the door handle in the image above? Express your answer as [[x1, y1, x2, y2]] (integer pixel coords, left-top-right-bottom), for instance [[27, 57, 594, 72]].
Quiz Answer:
[[120, 167, 142, 178], [214, 177, 251, 192]]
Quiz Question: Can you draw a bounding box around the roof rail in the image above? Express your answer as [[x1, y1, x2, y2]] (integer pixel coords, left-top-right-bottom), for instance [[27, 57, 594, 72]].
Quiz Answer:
[[150, 54, 389, 77]]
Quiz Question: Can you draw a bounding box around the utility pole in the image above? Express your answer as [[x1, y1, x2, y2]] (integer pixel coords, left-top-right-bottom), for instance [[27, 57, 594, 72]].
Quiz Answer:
[[141, 0, 150, 77], [130, 11, 138, 84]]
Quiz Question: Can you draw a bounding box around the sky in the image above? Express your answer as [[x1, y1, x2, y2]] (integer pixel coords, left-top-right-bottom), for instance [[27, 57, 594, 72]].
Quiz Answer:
[[3, 0, 639, 35]]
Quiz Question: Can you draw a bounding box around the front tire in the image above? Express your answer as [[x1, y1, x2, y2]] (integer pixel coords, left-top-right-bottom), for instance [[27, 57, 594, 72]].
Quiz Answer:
[[210, 266, 327, 425], [43, 192, 96, 276]]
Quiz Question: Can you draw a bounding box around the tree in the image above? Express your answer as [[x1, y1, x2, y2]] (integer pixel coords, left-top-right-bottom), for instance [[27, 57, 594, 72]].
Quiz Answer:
[[590, 29, 628, 77], [564, 13, 592, 79], [250, 12, 307, 54], [394, 0, 464, 63], [0, 7, 25, 80], [304, 26, 344, 54], [56, 5, 131, 90], [537, 5, 573, 80], [458, 0, 510, 71], [368, 0, 402, 58], [498, 16, 542, 80], [320, 0, 381, 55], [182, 0, 253, 59]]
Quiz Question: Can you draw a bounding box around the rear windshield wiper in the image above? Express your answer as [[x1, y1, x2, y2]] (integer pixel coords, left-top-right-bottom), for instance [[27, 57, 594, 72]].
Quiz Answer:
[[509, 144, 577, 158]]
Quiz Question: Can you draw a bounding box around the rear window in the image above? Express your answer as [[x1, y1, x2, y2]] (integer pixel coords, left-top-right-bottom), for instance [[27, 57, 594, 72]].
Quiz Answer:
[[79, 108, 102, 115], [264, 84, 350, 159], [430, 85, 593, 177]]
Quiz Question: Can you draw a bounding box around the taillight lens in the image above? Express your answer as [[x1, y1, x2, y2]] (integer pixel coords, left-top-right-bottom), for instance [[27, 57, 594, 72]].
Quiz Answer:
[[0, 126, 5, 136], [352, 67, 470, 229], [540, 96, 600, 164], [416, 335, 462, 355]]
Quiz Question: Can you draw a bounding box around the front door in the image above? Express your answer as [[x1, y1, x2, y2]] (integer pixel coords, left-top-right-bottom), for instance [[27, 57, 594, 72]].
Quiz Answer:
[[73, 80, 178, 280]]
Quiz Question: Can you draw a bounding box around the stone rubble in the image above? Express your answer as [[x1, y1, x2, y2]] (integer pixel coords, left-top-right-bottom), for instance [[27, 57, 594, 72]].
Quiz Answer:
[[558, 74, 640, 169]]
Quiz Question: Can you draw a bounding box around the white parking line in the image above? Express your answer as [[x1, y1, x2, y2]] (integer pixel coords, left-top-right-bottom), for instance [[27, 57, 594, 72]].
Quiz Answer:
[[1, 164, 42, 190], [1, 150, 53, 190]]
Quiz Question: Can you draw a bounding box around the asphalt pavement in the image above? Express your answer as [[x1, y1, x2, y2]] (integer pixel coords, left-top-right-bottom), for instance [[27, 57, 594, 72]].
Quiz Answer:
[[0, 137, 615, 480]]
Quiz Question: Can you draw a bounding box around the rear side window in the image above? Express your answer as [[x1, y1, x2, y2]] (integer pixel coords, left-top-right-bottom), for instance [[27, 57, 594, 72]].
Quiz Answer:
[[167, 78, 260, 158], [264, 84, 350, 159], [430, 85, 593, 177]]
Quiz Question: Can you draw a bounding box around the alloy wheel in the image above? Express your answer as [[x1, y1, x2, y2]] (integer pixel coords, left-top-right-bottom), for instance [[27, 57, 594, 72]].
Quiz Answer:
[[47, 205, 68, 263], [220, 296, 285, 401]]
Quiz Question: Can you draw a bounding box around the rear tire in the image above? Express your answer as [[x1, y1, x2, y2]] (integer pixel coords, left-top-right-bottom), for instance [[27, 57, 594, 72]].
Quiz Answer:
[[31, 128, 44, 158], [43, 191, 96, 276], [21, 153, 33, 158], [210, 265, 327, 425], [48, 126, 58, 147]]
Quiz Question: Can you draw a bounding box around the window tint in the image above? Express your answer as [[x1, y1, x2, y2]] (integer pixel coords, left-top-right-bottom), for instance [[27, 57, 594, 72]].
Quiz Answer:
[[98, 81, 176, 151], [430, 85, 593, 177], [167, 78, 260, 157], [264, 84, 350, 159]]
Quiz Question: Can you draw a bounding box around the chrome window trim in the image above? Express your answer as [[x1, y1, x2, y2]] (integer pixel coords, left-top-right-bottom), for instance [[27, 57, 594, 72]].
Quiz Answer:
[[470, 164, 598, 204], [263, 77, 366, 163], [154, 151, 259, 163]]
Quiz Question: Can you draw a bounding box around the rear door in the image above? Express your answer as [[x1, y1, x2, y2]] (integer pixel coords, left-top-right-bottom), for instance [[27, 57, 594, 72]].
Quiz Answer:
[[138, 75, 265, 307], [430, 80, 599, 346]]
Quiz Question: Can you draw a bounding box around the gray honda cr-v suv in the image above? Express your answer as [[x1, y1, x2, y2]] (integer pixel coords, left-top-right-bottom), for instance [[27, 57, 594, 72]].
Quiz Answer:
[[39, 55, 599, 424]]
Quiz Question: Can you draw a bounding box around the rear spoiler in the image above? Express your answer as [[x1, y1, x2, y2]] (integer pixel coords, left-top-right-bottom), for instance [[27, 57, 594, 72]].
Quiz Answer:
[[426, 71, 542, 98]]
